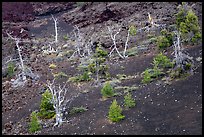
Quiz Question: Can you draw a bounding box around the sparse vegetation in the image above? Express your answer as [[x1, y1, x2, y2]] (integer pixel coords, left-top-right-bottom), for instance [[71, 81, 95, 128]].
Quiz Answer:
[[38, 89, 55, 119], [101, 82, 115, 98], [153, 53, 174, 69], [69, 106, 88, 115], [7, 62, 15, 77], [29, 111, 42, 133], [156, 36, 171, 50], [108, 99, 125, 122], [129, 25, 137, 36], [2, 2, 202, 135], [160, 29, 174, 46], [124, 92, 136, 109], [49, 63, 57, 69], [53, 72, 68, 78], [176, 3, 201, 44], [142, 67, 164, 84]]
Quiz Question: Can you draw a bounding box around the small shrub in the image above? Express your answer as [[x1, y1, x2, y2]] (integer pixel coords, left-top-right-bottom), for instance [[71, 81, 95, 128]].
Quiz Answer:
[[53, 72, 68, 78], [69, 106, 88, 115], [156, 36, 171, 50], [29, 111, 42, 133], [184, 63, 192, 70], [160, 29, 173, 46], [63, 35, 68, 41], [49, 63, 57, 69], [38, 89, 55, 119], [80, 71, 91, 81], [94, 45, 108, 58], [68, 76, 80, 82], [151, 66, 163, 78], [108, 99, 125, 122], [7, 62, 15, 77], [153, 53, 174, 68], [129, 25, 137, 36], [126, 47, 138, 57], [141, 67, 163, 84], [142, 69, 153, 84], [68, 72, 91, 83], [169, 67, 183, 79], [101, 82, 115, 98], [124, 92, 136, 109], [176, 3, 201, 44], [88, 62, 96, 73]]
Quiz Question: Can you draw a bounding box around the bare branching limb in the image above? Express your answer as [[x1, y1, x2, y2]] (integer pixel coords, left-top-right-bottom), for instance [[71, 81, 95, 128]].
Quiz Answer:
[[69, 25, 94, 59], [107, 25, 124, 59], [46, 79, 80, 128]]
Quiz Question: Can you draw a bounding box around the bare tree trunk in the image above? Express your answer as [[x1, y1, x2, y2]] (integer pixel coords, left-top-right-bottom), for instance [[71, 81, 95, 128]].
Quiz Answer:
[[6, 32, 26, 80], [107, 26, 124, 59], [46, 80, 80, 128], [123, 29, 130, 58], [51, 14, 58, 44]]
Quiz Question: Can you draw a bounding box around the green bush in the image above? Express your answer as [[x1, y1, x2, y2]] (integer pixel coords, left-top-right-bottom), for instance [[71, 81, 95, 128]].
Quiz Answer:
[[151, 66, 163, 78], [69, 106, 88, 115], [141, 67, 163, 84], [29, 111, 42, 133], [142, 69, 153, 84], [38, 89, 55, 119], [124, 92, 136, 109], [184, 63, 192, 70], [129, 25, 137, 36], [160, 29, 173, 46], [75, 45, 109, 82], [108, 99, 125, 122], [63, 35, 68, 41], [94, 45, 108, 58], [80, 71, 91, 81], [101, 82, 114, 98], [156, 36, 171, 50], [176, 4, 201, 44], [153, 53, 174, 68], [88, 61, 96, 73], [169, 67, 183, 79], [7, 62, 15, 77]]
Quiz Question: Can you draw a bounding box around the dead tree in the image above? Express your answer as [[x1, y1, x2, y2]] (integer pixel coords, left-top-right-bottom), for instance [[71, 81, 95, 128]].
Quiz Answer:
[[137, 12, 166, 33], [107, 24, 131, 59], [69, 25, 94, 59], [51, 14, 58, 44], [172, 30, 194, 71], [46, 79, 80, 128], [6, 31, 39, 87], [123, 28, 130, 58]]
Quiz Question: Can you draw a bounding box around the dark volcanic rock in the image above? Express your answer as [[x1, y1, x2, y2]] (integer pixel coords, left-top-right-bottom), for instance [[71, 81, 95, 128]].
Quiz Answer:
[[2, 2, 35, 22], [31, 2, 76, 16]]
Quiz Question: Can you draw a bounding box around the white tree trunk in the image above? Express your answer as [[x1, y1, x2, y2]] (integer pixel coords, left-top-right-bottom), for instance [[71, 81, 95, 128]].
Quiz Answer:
[[47, 80, 80, 128], [123, 29, 130, 58], [107, 26, 124, 59], [51, 14, 58, 44], [6, 32, 26, 81]]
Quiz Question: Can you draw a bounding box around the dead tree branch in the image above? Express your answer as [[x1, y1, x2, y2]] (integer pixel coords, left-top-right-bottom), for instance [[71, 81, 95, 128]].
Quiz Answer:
[[46, 79, 80, 128]]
